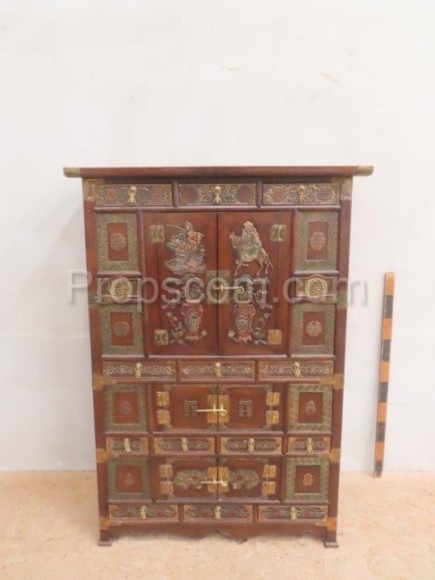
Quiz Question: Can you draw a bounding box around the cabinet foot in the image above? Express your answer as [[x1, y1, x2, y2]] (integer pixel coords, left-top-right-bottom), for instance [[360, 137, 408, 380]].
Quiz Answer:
[[324, 540, 339, 548]]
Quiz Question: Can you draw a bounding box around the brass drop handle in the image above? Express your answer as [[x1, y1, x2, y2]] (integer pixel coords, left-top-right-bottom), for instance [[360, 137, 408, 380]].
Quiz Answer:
[[212, 283, 244, 294], [248, 438, 256, 453], [214, 362, 223, 379], [123, 438, 132, 453], [200, 478, 228, 488], [181, 437, 189, 452], [195, 405, 227, 417], [214, 186, 223, 204], [306, 437, 313, 453]]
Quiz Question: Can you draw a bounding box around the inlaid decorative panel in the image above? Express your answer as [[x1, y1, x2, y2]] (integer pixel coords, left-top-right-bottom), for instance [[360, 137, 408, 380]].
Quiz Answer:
[[109, 503, 179, 522], [295, 211, 338, 272], [155, 458, 218, 500], [183, 504, 253, 522], [258, 360, 333, 381], [179, 360, 255, 382], [97, 213, 139, 272], [219, 385, 282, 431], [101, 304, 143, 356], [106, 436, 149, 457], [107, 458, 151, 500], [219, 457, 280, 501], [102, 360, 176, 381], [221, 436, 282, 455], [263, 183, 339, 205], [153, 436, 215, 455], [287, 436, 331, 455], [179, 183, 256, 206], [96, 184, 173, 207], [104, 385, 147, 432], [295, 275, 336, 302], [285, 457, 329, 502], [291, 303, 335, 355], [288, 384, 332, 433], [258, 505, 328, 524]]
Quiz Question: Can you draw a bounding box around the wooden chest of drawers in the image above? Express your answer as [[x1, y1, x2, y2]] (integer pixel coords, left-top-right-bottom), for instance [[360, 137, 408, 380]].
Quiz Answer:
[[65, 165, 373, 546]]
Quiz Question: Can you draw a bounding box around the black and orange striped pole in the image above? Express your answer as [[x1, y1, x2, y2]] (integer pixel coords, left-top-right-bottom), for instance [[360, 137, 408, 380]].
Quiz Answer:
[[374, 273, 395, 477]]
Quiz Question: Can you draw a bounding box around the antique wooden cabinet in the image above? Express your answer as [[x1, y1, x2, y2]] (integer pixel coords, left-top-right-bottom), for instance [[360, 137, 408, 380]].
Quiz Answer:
[[64, 165, 373, 546]]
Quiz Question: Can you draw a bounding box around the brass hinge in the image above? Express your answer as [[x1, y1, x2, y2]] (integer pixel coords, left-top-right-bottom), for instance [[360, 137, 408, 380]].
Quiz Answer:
[[271, 224, 287, 242], [92, 374, 103, 391], [340, 178, 353, 201], [83, 179, 104, 202], [96, 448, 107, 463], [330, 448, 341, 464]]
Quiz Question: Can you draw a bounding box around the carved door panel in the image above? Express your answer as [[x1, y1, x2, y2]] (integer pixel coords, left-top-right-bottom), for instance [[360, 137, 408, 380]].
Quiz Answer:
[[218, 457, 281, 501], [218, 385, 283, 431], [150, 384, 219, 432], [217, 212, 292, 355], [153, 457, 219, 501], [143, 212, 218, 355]]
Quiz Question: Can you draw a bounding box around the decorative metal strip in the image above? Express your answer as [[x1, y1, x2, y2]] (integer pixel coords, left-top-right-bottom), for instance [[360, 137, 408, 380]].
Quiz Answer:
[[295, 211, 338, 272], [96, 184, 173, 207], [263, 183, 339, 205], [285, 457, 329, 502], [97, 213, 139, 272], [107, 458, 151, 501], [109, 503, 178, 522], [291, 303, 335, 356], [102, 361, 176, 380], [101, 304, 143, 356], [104, 384, 147, 432], [288, 384, 332, 433], [179, 183, 256, 206], [259, 360, 333, 381], [258, 505, 328, 523]]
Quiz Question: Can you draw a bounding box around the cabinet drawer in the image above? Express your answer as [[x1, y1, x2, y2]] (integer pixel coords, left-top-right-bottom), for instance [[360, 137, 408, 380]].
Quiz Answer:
[[179, 183, 256, 206], [263, 183, 340, 205], [106, 436, 149, 457], [258, 360, 333, 381], [220, 436, 282, 455], [258, 505, 328, 524], [287, 436, 330, 456], [183, 504, 253, 522], [96, 183, 173, 207], [179, 360, 255, 382], [153, 436, 215, 455], [102, 360, 176, 381], [109, 503, 179, 523]]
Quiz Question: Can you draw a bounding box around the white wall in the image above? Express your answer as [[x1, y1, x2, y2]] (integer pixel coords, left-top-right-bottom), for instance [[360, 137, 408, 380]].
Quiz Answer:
[[1, 0, 434, 471]]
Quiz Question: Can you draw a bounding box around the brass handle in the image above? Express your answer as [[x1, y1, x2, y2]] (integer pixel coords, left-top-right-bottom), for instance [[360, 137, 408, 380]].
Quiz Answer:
[[212, 283, 244, 294], [123, 438, 132, 453], [306, 437, 313, 453], [140, 505, 147, 519], [248, 438, 255, 453], [181, 437, 189, 452], [200, 478, 228, 488], [214, 362, 223, 379], [214, 186, 222, 205], [134, 363, 143, 379], [195, 405, 227, 417]]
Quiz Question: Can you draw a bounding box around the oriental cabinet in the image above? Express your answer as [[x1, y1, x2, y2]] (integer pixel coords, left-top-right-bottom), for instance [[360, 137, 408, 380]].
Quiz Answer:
[[65, 165, 373, 546]]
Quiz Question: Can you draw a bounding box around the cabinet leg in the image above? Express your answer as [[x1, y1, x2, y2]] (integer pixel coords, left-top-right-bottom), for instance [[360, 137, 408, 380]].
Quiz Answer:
[[98, 528, 112, 547], [324, 529, 338, 548]]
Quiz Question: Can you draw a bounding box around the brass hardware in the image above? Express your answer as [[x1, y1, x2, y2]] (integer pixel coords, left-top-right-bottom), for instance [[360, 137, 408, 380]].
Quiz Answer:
[[263, 464, 277, 479], [134, 363, 142, 379], [333, 374, 344, 390], [128, 186, 137, 205], [195, 405, 227, 417], [200, 478, 228, 488], [214, 505, 222, 520], [290, 507, 297, 521], [271, 224, 287, 242], [154, 329, 169, 345], [92, 373, 103, 391], [214, 362, 223, 379], [356, 165, 374, 176], [149, 225, 165, 244], [306, 437, 313, 453], [99, 516, 110, 530], [327, 517, 337, 532], [212, 283, 244, 294], [96, 448, 107, 464], [248, 438, 255, 453], [160, 481, 174, 495], [267, 329, 282, 345], [330, 448, 341, 463], [266, 410, 279, 425], [266, 391, 280, 407], [181, 438, 189, 452], [159, 464, 173, 479], [156, 391, 170, 406], [140, 506, 147, 520], [262, 481, 276, 495], [157, 410, 170, 426], [214, 186, 223, 204], [123, 438, 132, 453], [293, 362, 302, 378]]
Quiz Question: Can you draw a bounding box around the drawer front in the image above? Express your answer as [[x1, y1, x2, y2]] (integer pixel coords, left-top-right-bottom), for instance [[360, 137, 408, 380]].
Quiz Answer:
[[183, 504, 253, 522], [258, 504, 328, 524], [109, 503, 179, 523], [179, 360, 255, 382], [96, 183, 173, 207], [220, 436, 282, 455], [287, 436, 330, 456], [263, 183, 340, 206], [288, 384, 333, 433], [107, 458, 151, 501], [285, 457, 329, 502], [104, 385, 147, 432], [96, 213, 139, 272], [153, 436, 215, 455], [258, 360, 333, 381], [106, 436, 149, 457], [179, 183, 256, 206], [103, 360, 176, 381]]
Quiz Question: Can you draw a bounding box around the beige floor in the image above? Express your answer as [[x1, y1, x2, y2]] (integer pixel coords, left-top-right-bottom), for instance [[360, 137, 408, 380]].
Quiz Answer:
[[0, 473, 434, 580]]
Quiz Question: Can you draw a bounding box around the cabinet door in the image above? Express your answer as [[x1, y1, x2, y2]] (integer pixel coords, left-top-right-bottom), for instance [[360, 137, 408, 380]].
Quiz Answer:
[[217, 212, 292, 355], [143, 213, 218, 355], [218, 384, 283, 431]]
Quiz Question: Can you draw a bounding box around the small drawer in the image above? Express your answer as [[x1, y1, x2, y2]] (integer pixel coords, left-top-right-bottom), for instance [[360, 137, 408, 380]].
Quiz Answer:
[[179, 183, 256, 206], [183, 504, 253, 523], [287, 436, 330, 456], [153, 436, 215, 455], [179, 360, 255, 382], [258, 505, 328, 524], [263, 183, 340, 205], [102, 360, 176, 381], [109, 503, 179, 523], [220, 436, 282, 455], [96, 183, 173, 207], [258, 360, 333, 381], [106, 436, 149, 457]]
